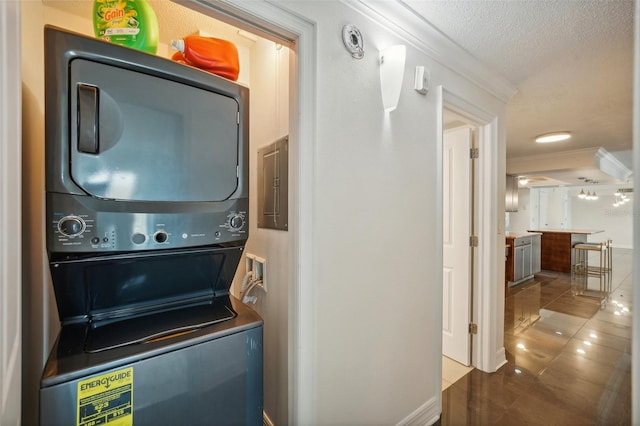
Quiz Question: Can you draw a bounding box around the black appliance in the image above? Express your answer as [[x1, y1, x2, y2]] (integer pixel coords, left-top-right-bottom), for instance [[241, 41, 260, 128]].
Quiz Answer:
[[39, 26, 262, 426]]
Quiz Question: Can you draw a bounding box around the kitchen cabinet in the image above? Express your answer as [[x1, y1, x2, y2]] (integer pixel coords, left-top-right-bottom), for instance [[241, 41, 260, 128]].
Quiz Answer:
[[531, 234, 541, 274], [513, 237, 532, 282], [505, 232, 541, 287]]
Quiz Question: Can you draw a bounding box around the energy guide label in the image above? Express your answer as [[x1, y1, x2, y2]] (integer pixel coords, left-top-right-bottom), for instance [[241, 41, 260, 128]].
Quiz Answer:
[[77, 367, 133, 426]]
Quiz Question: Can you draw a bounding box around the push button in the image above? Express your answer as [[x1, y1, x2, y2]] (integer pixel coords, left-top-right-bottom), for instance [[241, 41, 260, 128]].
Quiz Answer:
[[131, 233, 146, 244]]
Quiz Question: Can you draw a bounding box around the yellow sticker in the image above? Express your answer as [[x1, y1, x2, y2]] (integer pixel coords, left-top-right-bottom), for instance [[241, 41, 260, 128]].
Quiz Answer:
[[77, 367, 133, 426]]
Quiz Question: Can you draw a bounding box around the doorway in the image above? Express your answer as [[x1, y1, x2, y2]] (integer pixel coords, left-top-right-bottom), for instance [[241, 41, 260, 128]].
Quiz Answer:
[[441, 122, 476, 389], [439, 87, 505, 381], [442, 124, 475, 367], [18, 1, 316, 425]]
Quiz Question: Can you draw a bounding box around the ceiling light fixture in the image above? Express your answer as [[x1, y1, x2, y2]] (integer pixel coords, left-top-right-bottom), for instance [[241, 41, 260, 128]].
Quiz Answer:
[[535, 131, 571, 143], [578, 189, 586, 199], [612, 188, 632, 207], [518, 176, 529, 185]]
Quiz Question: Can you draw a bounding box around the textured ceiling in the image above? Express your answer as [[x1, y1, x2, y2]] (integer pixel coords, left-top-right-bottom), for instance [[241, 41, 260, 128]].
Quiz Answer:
[[404, 0, 634, 171]]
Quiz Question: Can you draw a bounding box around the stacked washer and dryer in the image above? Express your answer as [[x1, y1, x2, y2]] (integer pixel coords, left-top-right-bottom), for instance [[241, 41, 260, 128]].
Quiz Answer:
[[39, 26, 262, 425]]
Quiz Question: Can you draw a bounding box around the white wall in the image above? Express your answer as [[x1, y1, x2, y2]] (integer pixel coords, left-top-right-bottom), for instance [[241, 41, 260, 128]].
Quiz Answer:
[[278, 1, 509, 423], [569, 188, 634, 248], [507, 186, 634, 249], [1, 1, 22, 424]]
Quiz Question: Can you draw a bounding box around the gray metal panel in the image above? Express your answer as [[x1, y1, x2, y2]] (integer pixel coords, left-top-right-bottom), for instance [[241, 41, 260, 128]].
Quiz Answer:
[[40, 326, 263, 426], [47, 193, 248, 253], [257, 136, 288, 230]]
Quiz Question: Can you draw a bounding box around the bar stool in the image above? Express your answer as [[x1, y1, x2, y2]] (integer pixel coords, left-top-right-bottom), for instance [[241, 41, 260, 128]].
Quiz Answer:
[[572, 240, 612, 308]]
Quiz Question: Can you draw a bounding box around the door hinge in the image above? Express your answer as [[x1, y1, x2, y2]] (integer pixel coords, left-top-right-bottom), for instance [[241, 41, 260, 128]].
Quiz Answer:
[[470, 148, 479, 159], [469, 236, 478, 247], [469, 323, 478, 334]]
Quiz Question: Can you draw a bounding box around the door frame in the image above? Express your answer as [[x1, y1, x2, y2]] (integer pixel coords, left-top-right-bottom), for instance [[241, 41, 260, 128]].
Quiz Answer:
[[438, 87, 506, 373], [0, 0, 22, 423]]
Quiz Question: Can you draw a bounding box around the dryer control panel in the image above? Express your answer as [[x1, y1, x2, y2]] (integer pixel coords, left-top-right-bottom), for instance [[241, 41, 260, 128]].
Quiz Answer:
[[47, 193, 248, 253]]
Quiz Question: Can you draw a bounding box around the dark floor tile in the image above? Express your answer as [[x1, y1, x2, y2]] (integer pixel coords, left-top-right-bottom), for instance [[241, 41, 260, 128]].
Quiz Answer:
[[573, 327, 632, 354], [582, 318, 632, 339], [544, 352, 621, 389], [442, 250, 633, 425], [536, 360, 630, 419], [494, 392, 595, 426], [562, 337, 629, 368], [544, 292, 601, 318], [592, 308, 633, 327], [440, 366, 535, 426]]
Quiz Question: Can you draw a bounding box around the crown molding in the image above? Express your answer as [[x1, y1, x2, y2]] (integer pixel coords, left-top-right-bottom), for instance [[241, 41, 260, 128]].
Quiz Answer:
[[343, 0, 518, 103]]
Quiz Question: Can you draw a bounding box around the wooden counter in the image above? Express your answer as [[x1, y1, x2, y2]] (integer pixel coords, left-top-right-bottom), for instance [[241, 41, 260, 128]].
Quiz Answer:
[[526, 229, 603, 273]]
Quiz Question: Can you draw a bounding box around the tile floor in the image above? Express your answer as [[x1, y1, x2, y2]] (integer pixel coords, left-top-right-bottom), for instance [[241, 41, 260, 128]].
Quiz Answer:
[[440, 248, 633, 425], [442, 355, 473, 391]]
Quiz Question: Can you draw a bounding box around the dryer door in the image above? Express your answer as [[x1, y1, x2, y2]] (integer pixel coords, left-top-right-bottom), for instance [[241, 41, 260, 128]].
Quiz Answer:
[[68, 58, 240, 202]]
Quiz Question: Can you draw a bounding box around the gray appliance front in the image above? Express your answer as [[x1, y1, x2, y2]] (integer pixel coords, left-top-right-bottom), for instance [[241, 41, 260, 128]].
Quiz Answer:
[[40, 326, 262, 426]]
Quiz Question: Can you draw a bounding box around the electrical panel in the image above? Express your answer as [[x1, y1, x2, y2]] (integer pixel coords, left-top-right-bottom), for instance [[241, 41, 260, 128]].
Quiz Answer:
[[257, 136, 288, 230]]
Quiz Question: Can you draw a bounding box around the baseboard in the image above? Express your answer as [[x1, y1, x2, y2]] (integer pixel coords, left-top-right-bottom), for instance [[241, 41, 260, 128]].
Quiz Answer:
[[396, 396, 440, 426], [495, 347, 508, 371]]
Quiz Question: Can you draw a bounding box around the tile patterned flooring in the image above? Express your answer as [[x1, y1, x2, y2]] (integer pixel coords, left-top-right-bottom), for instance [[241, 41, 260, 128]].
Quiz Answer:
[[440, 248, 633, 425], [442, 355, 474, 391]]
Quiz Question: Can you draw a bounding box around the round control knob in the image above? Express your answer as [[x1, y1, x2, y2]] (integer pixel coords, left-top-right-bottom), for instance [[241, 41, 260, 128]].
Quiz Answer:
[[154, 231, 168, 243], [57, 216, 86, 237], [229, 215, 245, 231]]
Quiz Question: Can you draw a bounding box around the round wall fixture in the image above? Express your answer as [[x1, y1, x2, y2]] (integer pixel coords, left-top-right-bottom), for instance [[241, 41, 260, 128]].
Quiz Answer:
[[342, 24, 364, 59]]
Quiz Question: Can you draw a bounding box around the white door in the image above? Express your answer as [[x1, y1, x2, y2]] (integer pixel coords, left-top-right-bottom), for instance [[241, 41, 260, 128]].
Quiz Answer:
[[442, 127, 472, 365], [1, 1, 22, 424]]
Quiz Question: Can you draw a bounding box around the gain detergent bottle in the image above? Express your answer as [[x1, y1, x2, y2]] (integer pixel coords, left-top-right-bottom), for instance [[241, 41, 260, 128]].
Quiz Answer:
[[93, 0, 159, 54]]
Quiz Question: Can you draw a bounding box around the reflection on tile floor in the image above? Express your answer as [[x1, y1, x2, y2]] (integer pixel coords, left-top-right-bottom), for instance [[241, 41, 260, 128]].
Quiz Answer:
[[441, 248, 633, 425]]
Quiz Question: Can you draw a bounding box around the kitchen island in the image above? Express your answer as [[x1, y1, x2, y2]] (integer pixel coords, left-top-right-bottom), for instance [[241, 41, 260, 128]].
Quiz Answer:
[[526, 229, 604, 273]]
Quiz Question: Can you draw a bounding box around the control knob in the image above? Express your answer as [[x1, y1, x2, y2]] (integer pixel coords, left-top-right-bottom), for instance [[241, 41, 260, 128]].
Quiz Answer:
[[228, 214, 245, 231], [57, 215, 86, 237]]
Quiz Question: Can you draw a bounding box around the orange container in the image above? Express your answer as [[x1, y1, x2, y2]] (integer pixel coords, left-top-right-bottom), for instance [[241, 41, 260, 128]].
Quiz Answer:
[[171, 36, 240, 81]]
